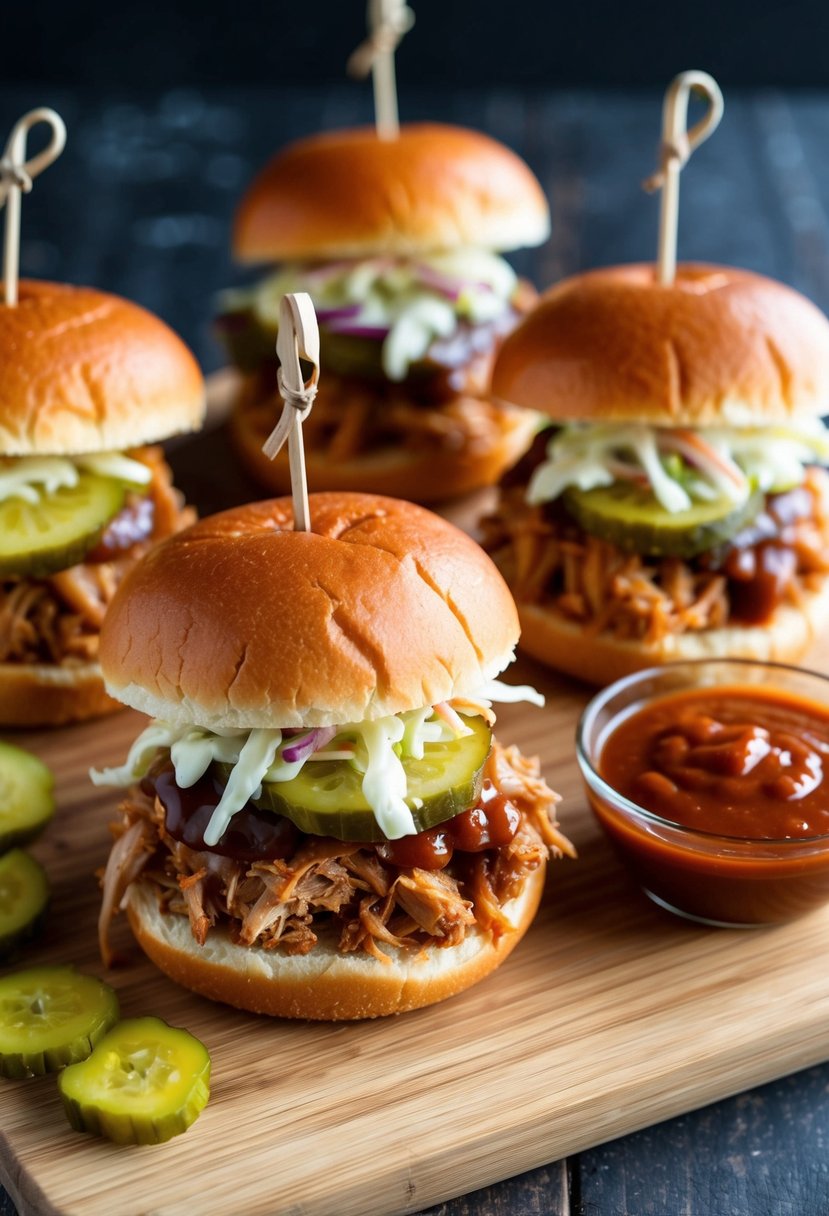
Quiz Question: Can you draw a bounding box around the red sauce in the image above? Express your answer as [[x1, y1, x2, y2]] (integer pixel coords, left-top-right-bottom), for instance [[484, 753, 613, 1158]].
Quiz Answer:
[[151, 769, 521, 870], [591, 685, 829, 924], [150, 768, 298, 862], [376, 781, 521, 869], [603, 688, 829, 838], [703, 486, 816, 624]]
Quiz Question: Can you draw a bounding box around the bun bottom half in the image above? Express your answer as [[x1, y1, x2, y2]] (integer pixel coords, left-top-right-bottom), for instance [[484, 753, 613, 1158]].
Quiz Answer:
[[516, 574, 829, 687], [230, 401, 540, 504], [126, 863, 546, 1021], [0, 661, 122, 727]]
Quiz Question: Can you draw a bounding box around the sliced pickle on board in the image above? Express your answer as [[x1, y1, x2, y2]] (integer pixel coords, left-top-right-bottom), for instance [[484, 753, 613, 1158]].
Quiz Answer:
[[0, 740, 55, 853], [59, 1017, 211, 1144], [0, 966, 119, 1078], [563, 482, 763, 558], [0, 850, 49, 959]]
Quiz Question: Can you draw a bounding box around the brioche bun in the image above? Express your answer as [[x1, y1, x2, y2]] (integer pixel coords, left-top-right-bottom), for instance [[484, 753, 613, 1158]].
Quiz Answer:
[[233, 123, 550, 263], [0, 280, 205, 455], [516, 575, 829, 686], [0, 660, 121, 727], [126, 865, 545, 1020], [99, 493, 519, 729], [230, 394, 541, 504], [493, 263, 829, 427]]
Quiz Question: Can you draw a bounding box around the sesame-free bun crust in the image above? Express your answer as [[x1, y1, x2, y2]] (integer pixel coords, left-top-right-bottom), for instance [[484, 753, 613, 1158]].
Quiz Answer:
[[126, 864, 545, 1020], [230, 396, 541, 503], [0, 660, 121, 727], [493, 263, 829, 427], [234, 123, 550, 262], [0, 281, 205, 455], [99, 493, 520, 729], [516, 573, 829, 686]]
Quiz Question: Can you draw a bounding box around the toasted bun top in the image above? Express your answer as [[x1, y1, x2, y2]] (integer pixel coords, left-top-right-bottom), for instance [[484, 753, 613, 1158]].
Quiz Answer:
[[0, 281, 205, 455], [233, 123, 550, 262], [492, 263, 829, 426], [99, 492, 520, 729]]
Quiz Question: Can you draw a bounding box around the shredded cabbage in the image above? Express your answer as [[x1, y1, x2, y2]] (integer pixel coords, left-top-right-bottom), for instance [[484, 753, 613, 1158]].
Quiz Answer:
[[76, 452, 153, 486], [90, 677, 545, 842], [472, 678, 545, 708], [358, 718, 414, 837], [221, 248, 518, 382], [0, 452, 151, 505], [527, 420, 829, 513]]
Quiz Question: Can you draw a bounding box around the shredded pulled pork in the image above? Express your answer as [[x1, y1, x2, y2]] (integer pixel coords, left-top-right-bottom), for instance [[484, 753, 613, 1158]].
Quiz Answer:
[[99, 742, 573, 964], [483, 467, 829, 644], [0, 447, 193, 667], [234, 286, 540, 468], [236, 367, 521, 467]]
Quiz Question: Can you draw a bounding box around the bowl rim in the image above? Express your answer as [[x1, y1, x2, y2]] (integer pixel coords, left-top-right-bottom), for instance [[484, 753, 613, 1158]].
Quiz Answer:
[[576, 657, 829, 849]]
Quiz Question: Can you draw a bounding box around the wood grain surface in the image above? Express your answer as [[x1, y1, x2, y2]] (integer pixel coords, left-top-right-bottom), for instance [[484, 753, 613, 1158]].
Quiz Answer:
[[2, 382, 829, 1213], [3, 667, 829, 1216]]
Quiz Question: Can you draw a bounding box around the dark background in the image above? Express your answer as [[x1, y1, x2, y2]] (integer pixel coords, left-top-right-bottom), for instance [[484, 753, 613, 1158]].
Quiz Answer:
[[6, 0, 829, 374], [8, 0, 829, 90]]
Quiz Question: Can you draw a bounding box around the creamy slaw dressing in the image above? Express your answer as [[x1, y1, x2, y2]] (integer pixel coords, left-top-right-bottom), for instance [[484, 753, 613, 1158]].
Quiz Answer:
[[223, 248, 518, 382], [0, 452, 152, 505], [527, 421, 829, 513], [90, 678, 544, 843]]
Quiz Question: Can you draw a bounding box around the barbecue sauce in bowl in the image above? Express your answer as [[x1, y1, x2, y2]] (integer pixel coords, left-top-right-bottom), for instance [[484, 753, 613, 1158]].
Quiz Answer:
[[578, 661, 829, 926], [601, 688, 829, 840]]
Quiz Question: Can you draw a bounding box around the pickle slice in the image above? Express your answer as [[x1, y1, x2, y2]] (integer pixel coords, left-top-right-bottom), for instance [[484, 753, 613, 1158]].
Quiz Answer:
[[0, 850, 49, 958], [564, 482, 763, 558], [0, 966, 119, 1078], [216, 306, 276, 372], [0, 471, 127, 577], [59, 1017, 211, 1144], [244, 715, 492, 842], [219, 305, 387, 379], [0, 741, 55, 853]]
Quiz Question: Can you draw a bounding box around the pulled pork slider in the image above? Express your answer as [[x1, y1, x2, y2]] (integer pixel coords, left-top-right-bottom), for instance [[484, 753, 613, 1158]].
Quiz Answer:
[[93, 492, 570, 1020], [0, 281, 204, 725], [218, 124, 550, 502], [484, 263, 829, 683]]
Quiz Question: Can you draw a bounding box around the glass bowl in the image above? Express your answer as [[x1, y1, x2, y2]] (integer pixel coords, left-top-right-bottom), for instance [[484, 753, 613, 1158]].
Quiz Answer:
[[576, 659, 829, 927]]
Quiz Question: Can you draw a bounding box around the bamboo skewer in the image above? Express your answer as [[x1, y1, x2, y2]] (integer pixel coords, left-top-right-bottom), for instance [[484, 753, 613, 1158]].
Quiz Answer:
[[0, 108, 66, 306], [643, 71, 724, 285], [347, 0, 415, 140], [261, 292, 320, 533]]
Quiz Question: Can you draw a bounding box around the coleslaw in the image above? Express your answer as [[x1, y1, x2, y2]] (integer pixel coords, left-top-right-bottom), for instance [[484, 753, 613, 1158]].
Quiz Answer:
[[221, 248, 518, 382], [90, 679, 544, 844], [0, 452, 152, 505], [527, 420, 829, 513]]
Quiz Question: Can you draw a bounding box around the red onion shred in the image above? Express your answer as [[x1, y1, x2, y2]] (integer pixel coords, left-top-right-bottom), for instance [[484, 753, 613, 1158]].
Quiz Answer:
[[281, 726, 338, 764]]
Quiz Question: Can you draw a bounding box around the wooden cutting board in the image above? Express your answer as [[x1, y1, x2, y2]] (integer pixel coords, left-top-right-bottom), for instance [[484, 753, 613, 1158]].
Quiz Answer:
[[3, 643, 829, 1216]]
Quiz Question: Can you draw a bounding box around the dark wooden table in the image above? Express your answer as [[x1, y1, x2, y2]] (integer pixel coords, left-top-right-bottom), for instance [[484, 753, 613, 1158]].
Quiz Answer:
[[2, 84, 829, 1216]]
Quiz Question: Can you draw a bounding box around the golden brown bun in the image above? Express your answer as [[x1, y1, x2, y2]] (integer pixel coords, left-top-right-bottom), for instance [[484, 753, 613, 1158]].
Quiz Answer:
[[99, 493, 520, 729], [493, 263, 829, 426], [230, 397, 541, 503], [0, 281, 205, 455], [126, 865, 545, 1020], [0, 661, 121, 727], [516, 575, 829, 686], [234, 123, 550, 262]]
